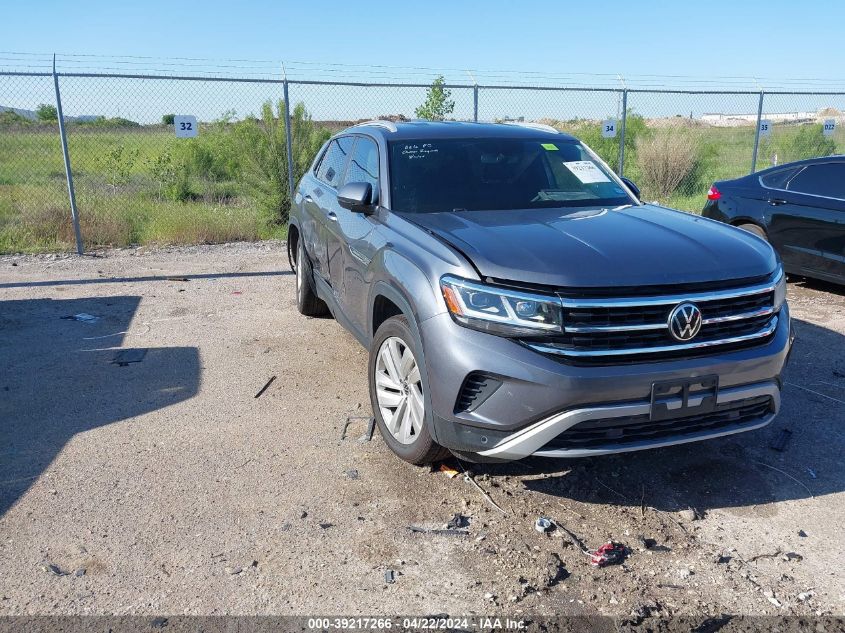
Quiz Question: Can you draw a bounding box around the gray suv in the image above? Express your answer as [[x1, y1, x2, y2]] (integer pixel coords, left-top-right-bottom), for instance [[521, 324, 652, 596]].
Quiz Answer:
[[289, 121, 792, 464]]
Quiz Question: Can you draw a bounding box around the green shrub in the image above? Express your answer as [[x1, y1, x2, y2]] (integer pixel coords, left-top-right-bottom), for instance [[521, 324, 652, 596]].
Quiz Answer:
[[36, 104, 57, 122], [97, 144, 139, 193], [74, 116, 141, 128], [162, 114, 175, 125], [415, 76, 455, 121], [0, 110, 32, 126]]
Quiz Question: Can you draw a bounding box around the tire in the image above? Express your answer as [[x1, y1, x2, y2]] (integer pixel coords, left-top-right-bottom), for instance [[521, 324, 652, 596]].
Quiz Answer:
[[369, 315, 449, 465], [737, 223, 768, 240], [295, 239, 328, 317]]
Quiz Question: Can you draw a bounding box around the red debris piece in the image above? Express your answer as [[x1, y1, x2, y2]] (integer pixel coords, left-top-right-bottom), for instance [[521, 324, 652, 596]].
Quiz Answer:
[[590, 541, 628, 567]]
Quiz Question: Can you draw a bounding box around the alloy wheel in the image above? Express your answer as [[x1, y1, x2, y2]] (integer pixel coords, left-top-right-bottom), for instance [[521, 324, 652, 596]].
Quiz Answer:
[[374, 336, 424, 445]]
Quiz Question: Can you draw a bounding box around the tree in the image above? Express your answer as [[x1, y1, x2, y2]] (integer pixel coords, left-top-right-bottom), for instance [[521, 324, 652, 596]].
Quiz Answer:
[[162, 113, 175, 125], [36, 103, 58, 122], [415, 76, 455, 121]]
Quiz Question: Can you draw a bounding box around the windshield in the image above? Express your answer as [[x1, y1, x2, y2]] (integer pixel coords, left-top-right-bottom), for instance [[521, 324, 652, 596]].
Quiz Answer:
[[388, 137, 634, 213]]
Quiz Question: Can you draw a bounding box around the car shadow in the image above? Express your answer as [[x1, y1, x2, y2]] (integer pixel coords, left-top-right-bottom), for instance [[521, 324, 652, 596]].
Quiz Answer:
[[0, 296, 200, 516], [469, 317, 844, 515]]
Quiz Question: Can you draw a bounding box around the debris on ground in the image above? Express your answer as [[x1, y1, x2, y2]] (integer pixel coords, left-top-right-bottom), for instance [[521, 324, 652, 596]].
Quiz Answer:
[[534, 517, 553, 533], [62, 313, 100, 323], [678, 508, 698, 522], [112, 348, 148, 366], [224, 566, 242, 575], [637, 535, 670, 552], [341, 415, 374, 440], [438, 463, 460, 479], [461, 470, 506, 514], [358, 417, 376, 443], [40, 563, 67, 576], [344, 469, 359, 480], [798, 529, 808, 537], [384, 569, 395, 584], [74, 568, 86, 577], [590, 541, 628, 567], [769, 428, 793, 452], [783, 552, 803, 562], [318, 522, 333, 529], [445, 513, 469, 529], [407, 525, 468, 536], [254, 375, 276, 398], [165, 277, 189, 282]]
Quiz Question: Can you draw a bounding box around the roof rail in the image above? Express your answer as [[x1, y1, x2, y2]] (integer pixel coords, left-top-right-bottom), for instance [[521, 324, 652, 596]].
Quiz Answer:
[[501, 121, 560, 134], [351, 120, 398, 133]]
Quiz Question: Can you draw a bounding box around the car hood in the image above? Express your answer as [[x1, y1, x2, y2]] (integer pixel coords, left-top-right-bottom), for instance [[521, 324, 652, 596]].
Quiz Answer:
[[401, 204, 777, 288]]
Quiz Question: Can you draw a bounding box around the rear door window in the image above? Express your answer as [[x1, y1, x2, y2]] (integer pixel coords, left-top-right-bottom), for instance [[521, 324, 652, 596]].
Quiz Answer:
[[316, 136, 355, 188], [787, 163, 845, 199], [760, 167, 799, 190]]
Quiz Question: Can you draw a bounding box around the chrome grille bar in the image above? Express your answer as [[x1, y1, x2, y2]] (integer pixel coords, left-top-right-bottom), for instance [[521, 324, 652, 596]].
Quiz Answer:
[[528, 316, 778, 358]]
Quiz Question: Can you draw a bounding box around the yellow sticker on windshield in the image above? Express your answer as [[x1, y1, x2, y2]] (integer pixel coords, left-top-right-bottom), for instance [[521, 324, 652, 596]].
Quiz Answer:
[[541, 143, 558, 151]]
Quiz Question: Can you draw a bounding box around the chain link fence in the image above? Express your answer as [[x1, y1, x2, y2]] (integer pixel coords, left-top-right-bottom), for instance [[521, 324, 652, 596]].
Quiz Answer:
[[2, 69, 845, 254]]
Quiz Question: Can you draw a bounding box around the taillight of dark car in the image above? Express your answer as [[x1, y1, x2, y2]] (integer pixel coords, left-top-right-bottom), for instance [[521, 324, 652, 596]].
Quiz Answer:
[[707, 185, 722, 201]]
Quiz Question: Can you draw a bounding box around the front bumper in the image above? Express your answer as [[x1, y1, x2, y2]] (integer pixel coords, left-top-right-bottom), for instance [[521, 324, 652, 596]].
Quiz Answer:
[[420, 305, 792, 460]]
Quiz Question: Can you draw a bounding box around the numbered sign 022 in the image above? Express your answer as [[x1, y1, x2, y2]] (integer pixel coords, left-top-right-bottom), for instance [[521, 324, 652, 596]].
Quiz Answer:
[[823, 119, 836, 137], [173, 115, 198, 138]]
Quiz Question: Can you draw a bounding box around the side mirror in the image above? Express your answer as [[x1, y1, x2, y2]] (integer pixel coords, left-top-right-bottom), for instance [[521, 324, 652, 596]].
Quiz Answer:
[[337, 182, 374, 213], [620, 177, 641, 200]]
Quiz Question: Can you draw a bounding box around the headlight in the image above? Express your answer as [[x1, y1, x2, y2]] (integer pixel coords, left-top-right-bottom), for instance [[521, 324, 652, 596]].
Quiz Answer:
[[773, 266, 786, 311], [440, 275, 563, 336]]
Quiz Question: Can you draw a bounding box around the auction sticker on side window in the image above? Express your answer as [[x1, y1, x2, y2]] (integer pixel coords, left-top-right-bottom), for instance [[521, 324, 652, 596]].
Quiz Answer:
[[563, 161, 611, 184]]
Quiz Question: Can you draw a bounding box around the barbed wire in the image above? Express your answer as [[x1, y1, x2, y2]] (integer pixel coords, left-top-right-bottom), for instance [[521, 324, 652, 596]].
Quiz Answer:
[[1, 51, 844, 91]]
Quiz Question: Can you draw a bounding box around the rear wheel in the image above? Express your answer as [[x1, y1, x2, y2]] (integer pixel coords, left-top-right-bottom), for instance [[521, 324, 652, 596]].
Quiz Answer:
[[737, 223, 767, 240], [369, 316, 448, 465], [296, 239, 328, 317]]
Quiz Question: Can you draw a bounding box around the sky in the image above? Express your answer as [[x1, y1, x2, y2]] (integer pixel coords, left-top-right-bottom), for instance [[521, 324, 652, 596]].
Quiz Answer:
[[2, 0, 843, 87]]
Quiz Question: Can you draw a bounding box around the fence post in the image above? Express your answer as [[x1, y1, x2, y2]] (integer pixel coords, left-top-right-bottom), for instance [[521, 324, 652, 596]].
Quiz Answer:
[[283, 79, 295, 207], [617, 89, 628, 177], [52, 54, 83, 255], [473, 84, 479, 122], [750, 90, 765, 173]]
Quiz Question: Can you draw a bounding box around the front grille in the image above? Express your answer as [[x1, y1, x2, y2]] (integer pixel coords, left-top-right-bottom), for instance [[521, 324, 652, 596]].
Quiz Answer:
[[522, 273, 781, 362], [540, 396, 773, 451]]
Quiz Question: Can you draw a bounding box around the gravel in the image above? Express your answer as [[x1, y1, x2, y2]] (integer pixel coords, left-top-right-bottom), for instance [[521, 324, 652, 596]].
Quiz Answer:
[[1, 241, 844, 616]]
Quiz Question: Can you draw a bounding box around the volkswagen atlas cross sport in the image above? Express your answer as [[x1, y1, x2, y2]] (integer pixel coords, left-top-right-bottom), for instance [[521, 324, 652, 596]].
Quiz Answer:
[[288, 121, 792, 465]]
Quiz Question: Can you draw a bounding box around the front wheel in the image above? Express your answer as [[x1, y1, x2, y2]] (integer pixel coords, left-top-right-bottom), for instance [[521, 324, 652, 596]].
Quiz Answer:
[[369, 316, 448, 465]]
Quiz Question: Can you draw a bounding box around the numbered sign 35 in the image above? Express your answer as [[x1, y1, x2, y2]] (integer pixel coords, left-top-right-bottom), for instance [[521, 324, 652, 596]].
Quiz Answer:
[[173, 115, 198, 138], [601, 119, 617, 138], [758, 119, 772, 138], [823, 119, 836, 137]]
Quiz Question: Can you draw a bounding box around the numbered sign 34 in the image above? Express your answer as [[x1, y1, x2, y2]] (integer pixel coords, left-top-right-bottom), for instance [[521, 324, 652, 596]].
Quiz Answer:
[[173, 115, 198, 138], [823, 119, 836, 137], [601, 119, 617, 138]]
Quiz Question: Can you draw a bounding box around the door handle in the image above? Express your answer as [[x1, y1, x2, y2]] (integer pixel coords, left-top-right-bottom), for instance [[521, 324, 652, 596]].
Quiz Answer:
[[768, 198, 787, 206], [304, 194, 313, 203], [327, 211, 338, 222]]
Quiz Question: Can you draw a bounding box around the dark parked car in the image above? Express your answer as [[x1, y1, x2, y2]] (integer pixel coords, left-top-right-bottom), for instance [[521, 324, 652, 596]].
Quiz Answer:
[[289, 121, 791, 465], [703, 156, 845, 285]]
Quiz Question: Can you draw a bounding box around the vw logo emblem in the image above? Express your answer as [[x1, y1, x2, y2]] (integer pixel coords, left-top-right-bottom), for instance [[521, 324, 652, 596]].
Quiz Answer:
[[668, 302, 702, 341]]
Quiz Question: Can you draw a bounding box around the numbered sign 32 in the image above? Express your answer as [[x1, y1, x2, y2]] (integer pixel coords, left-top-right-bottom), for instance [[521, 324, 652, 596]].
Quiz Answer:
[[601, 119, 617, 138], [823, 119, 836, 137], [758, 119, 772, 138], [173, 115, 198, 138]]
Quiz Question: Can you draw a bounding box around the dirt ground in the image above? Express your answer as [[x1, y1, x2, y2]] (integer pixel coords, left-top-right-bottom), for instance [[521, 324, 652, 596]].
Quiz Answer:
[[1, 241, 843, 619]]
